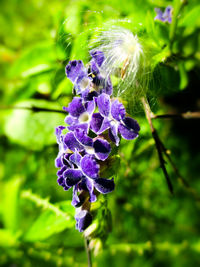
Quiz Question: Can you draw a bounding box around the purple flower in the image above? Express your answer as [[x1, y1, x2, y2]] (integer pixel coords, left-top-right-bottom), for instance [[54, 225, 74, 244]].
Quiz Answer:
[[74, 128, 111, 161], [154, 6, 173, 23], [75, 209, 92, 232], [63, 152, 115, 206], [65, 60, 92, 96], [95, 93, 140, 145], [56, 49, 141, 232], [64, 98, 95, 133], [65, 51, 113, 100]]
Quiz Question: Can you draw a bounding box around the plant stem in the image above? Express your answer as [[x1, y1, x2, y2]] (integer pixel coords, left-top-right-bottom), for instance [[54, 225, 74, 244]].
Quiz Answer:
[[152, 111, 200, 120], [141, 96, 173, 194], [84, 237, 92, 267], [0, 105, 66, 114]]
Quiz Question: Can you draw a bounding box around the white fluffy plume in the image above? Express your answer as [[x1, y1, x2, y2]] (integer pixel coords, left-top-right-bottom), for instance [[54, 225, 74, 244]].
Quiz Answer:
[[90, 26, 144, 96]]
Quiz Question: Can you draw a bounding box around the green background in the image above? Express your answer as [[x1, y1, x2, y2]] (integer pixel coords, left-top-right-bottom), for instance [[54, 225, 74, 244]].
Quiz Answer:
[[0, 0, 200, 266]]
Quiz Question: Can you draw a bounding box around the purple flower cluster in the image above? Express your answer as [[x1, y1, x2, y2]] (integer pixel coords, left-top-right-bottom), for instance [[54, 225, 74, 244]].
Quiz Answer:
[[154, 6, 173, 23], [55, 51, 140, 232]]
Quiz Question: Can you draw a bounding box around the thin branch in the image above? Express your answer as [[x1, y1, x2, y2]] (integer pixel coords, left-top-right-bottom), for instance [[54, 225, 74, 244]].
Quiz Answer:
[[0, 105, 66, 114], [159, 141, 200, 202], [141, 96, 173, 194], [84, 237, 92, 267], [152, 111, 200, 120]]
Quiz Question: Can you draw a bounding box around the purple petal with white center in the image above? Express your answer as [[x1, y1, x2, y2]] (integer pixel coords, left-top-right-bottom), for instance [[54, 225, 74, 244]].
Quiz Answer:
[[69, 151, 82, 167], [111, 100, 126, 121], [97, 93, 111, 117], [90, 113, 104, 133], [65, 60, 86, 83], [64, 132, 84, 152], [90, 50, 105, 67], [74, 128, 93, 147], [118, 117, 140, 140], [66, 97, 85, 117], [93, 138, 111, 161], [64, 169, 83, 187], [94, 178, 115, 194], [75, 210, 92, 232], [85, 178, 97, 202], [81, 154, 99, 179]]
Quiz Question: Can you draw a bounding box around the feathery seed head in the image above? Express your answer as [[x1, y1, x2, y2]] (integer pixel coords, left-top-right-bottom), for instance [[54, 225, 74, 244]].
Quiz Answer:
[[90, 27, 145, 97]]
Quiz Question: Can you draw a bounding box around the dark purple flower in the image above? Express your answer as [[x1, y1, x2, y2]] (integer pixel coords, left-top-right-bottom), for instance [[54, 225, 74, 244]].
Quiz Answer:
[[95, 93, 140, 145], [74, 128, 111, 161], [154, 6, 173, 23], [63, 152, 114, 205], [75, 209, 92, 232]]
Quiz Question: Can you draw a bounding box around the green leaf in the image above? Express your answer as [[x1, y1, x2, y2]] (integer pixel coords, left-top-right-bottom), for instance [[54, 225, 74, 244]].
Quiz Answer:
[[0, 229, 19, 248], [2, 176, 22, 232], [4, 99, 65, 150], [9, 42, 57, 78], [178, 62, 188, 90], [24, 202, 74, 242], [180, 5, 200, 28]]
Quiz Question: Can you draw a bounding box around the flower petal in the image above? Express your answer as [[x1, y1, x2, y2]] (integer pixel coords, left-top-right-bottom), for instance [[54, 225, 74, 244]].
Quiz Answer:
[[65, 60, 86, 83], [66, 97, 85, 117], [90, 113, 104, 133], [64, 169, 83, 187], [85, 99, 95, 115], [67, 123, 89, 133], [64, 132, 84, 152], [97, 93, 111, 117], [109, 123, 120, 146], [74, 128, 93, 147], [90, 50, 105, 67], [118, 117, 140, 140], [69, 151, 82, 167], [93, 138, 111, 161], [98, 117, 111, 134], [111, 99, 126, 121], [94, 178, 115, 194], [103, 77, 113, 95], [81, 155, 99, 179], [72, 185, 81, 207], [85, 178, 97, 202], [55, 126, 65, 143], [75, 210, 92, 232]]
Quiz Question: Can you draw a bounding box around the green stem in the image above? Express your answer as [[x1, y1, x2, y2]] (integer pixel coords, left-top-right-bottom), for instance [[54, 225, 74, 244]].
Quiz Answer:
[[169, 0, 187, 50], [84, 237, 92, 267]]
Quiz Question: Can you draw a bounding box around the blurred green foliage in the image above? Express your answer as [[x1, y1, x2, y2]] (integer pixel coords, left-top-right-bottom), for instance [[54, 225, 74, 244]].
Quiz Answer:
[[0, 0, 200, 266]]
